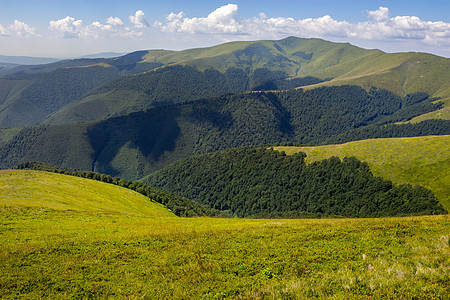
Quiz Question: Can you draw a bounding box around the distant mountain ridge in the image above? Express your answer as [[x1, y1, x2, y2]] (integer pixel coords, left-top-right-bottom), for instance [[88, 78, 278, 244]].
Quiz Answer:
[[0, 37, 448, 128], [0, 36, 449, 213], [79, 52, 126, 59], [0, 55, 61, 65]]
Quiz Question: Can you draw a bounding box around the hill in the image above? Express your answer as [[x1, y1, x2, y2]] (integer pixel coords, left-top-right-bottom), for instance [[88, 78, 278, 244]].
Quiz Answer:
[[0, 52, 163, 127], [1, 170, 449, 298], [0, 55, 60, 65], [142, 147, 446, 218], [0, 169, 174, 217], [306, 51, 450, 122], [0, 87, 448, 180], [273, 135, 450, 211], [1, 37, 448, 127], [46, 37, 450, 125]]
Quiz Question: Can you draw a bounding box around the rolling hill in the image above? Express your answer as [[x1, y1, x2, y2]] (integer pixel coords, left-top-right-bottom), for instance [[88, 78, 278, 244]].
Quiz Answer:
[[273, 135, 450, 211], [0, 169, 174, 217], [1, 168, 449, 298], [1, 37, 448, 128], [0, 52, 163, 127], [0, 86, 448, 180], [142, 146, 447, 218], [1, 36, 449, 299], [45, 37, 450, 125]]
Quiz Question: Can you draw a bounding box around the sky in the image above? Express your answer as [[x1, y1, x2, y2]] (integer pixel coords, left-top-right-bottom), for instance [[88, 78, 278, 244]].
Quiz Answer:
[[0, 0, 449, 58]]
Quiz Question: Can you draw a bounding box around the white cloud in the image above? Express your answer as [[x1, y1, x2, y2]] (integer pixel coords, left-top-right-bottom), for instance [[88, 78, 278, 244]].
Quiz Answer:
[[244, 15, 352, 38], [0, 24, 8, 36], [49, 16, 142, 39], [7, 20, 39, 37], [129, 10, 149, 28], [367, 7, 390, 22], [107, 17, 124, 26], [155, 4, 450, 49], [156, 4, 243, 34], [49, 16, 83, 38]]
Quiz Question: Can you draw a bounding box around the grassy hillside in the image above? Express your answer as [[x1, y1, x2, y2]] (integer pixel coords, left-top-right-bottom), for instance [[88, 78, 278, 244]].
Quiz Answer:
[[0, 170, 174, 217], [306, 51, 450, 120], [143, 147, 446, 218], [1, 37, 447, 127], [1, 171, 449, 298], [1, 88, 448, 180], [0, 53, 162, 127], [146, 37, 377, 75], [46, 37, 382, 124], [70, 37, 447, 124], [273, 135, 450, 211]]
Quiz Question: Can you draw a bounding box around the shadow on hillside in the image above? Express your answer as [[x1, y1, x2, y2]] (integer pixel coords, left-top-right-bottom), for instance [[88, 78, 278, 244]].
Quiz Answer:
[[86, 107, 181, 178]]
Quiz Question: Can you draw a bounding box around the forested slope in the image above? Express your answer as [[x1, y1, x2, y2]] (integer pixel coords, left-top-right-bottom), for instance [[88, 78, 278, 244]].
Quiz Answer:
[[142, 147, 447, 218], [1, 37, 448, 128], [0, 52, 162, 127], [273, 135, 450, 210], [0, 86, 448, 180]]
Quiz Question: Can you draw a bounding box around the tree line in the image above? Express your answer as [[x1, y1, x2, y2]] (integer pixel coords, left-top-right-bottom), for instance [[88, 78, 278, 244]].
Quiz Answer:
[[15, 161, 226, 218], [144, 147, 447, 218]]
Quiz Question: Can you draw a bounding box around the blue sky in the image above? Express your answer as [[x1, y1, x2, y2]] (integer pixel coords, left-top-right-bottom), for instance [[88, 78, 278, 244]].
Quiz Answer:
[[0, 0, 449, 57]]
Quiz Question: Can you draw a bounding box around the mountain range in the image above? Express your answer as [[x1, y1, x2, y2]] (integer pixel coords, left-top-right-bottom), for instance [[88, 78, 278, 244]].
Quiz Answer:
[[0, 36, 449, 214], [2, 35, 449, 299]]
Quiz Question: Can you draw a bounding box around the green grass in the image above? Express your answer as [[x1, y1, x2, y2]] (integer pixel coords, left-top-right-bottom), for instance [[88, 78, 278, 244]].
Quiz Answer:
[[0, 170, 174, 217], [1, 170, 449, 298], [273, 135, 450, 211], [37, 37, 449, 127], [142, 37, 449, 112], [305, 52, 450, 119]]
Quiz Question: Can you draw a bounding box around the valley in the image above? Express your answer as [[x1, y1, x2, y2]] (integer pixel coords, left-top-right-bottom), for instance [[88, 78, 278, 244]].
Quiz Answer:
[[0, 36, 449, 298]]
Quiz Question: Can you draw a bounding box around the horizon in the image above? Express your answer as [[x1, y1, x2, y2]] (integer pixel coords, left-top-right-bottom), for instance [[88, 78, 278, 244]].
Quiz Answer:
[[0, 1, 449, 58], [1, 36, 449, 62]]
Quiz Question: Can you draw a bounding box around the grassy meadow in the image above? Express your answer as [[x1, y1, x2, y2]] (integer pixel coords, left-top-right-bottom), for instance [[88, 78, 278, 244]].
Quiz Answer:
[[274, 135, 450, 211], [1, 170, 449, 299]]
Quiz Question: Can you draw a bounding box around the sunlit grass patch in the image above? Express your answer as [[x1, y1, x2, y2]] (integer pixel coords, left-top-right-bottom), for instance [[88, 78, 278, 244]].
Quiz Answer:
[[274, 135, 450, 211], [1, 170, 449, 298]]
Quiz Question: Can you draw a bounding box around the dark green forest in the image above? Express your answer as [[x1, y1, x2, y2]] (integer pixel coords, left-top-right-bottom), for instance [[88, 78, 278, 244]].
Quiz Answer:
[[143, 147, 447, 218], [0, 86, 447, 179], [88, 65, 328, 107], [0, 52, 163, 127]]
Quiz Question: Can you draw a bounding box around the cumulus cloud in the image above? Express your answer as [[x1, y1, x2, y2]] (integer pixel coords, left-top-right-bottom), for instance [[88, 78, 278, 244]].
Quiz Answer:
[[107, 16, 124, 26], [0, 24, 8, 36], [49, 16, 142, 39], [129, 10, 149, 28], [155, 4, 450, 48], [367, 7, 390, 21], [49, 16, 83, 38], [7, 20, 39, 37], [353, 8, 450, 42], [156, 4, 243, 34], [244, 14, 352, 38]]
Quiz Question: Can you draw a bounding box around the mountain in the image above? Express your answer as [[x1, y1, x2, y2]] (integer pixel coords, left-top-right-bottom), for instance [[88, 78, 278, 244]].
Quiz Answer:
[[0, 37, 448, 128], [0, 86, 448, 180], [0, 52, 163, 127], [0, 36, 448, 187], [41, 38, 450, 126], [0, 55, 61, 65]]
